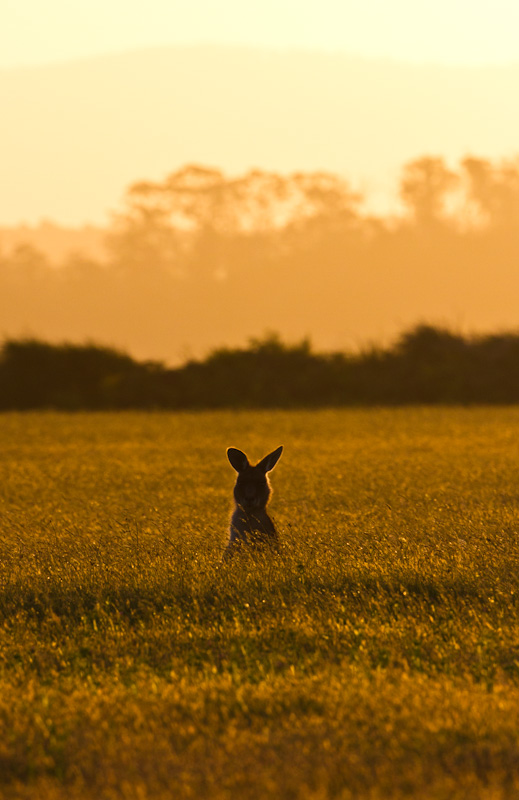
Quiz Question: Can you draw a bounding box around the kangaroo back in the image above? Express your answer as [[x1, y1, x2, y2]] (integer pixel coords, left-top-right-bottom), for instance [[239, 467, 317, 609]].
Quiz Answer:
[[224, 445, 283, 558]]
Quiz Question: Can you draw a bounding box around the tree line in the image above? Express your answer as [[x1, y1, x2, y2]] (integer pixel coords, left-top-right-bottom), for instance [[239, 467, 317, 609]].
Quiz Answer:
[[2, 156, 519, 361], [2, 324, 519, 409]]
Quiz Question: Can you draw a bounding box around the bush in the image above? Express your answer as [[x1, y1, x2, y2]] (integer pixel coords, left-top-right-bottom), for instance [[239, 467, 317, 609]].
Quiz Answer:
[[2, 325, 519, 409]]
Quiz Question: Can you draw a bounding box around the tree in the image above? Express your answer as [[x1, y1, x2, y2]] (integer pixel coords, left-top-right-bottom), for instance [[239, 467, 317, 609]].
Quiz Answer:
[[399, 157, 458, 226], [461, 156, 519, 229], [109, 164, 362, 278]]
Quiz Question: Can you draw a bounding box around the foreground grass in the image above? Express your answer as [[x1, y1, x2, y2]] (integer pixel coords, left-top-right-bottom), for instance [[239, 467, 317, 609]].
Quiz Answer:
[[0, 408, 519, 799]]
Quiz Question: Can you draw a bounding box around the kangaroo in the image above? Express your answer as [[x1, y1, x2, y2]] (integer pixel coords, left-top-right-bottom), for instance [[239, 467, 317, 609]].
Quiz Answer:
[[223, 445, 283, 559]]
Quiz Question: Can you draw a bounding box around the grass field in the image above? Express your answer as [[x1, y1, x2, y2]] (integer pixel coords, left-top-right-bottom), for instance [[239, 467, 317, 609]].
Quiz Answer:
[[1, 407, 519, 799]]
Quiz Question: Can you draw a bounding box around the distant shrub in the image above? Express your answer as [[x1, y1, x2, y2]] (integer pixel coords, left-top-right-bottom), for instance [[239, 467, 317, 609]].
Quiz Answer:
[[0, 339, 154, 409], [1, 324, 519, 409]]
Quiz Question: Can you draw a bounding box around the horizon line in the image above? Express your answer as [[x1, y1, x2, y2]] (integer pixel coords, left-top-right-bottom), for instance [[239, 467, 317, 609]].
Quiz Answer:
[[2, 40, 519, 73]]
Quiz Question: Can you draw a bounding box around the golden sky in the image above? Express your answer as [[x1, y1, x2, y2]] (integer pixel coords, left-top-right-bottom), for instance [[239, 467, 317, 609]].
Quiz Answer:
[[2, 0, 519, 68], [2, 0, 519, 356], [2, 0, 519, 226]]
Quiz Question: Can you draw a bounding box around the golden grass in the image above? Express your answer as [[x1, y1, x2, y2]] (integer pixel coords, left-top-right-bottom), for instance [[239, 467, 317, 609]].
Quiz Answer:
[[0, 408, 519, 798]]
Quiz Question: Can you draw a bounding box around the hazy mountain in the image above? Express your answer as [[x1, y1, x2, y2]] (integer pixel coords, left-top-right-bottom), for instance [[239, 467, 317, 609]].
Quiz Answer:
[[2, 44, 519, 225]]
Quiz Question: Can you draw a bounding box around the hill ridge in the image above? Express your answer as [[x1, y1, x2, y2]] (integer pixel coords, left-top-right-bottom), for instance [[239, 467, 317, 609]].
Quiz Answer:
[[2, 44, 519, 225]]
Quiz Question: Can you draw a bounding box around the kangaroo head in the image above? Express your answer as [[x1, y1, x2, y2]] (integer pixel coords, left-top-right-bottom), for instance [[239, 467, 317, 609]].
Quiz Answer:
[[227, 446, 283, 511]]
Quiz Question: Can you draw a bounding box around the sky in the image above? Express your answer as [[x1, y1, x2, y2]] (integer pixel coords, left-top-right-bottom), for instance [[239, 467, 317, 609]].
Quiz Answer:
[[2, 0, 519, 227], [2, 0, 519, 356], [2, 0, 519, 68]]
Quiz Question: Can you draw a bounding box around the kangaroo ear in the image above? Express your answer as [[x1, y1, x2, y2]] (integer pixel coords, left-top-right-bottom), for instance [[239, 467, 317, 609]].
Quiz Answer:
[[258, 445, 283, 473], [227, 447, 250, 472]]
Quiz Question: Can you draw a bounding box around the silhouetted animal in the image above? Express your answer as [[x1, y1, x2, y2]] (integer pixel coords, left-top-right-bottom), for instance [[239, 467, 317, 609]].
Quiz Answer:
[[223, 445, 283, 559]]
